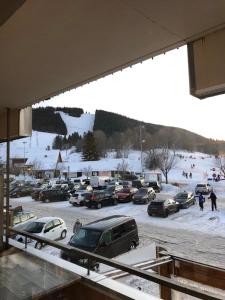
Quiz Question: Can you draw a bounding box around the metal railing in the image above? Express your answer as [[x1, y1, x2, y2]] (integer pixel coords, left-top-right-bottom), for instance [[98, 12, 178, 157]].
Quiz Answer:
[[10, 227, 224, 300]]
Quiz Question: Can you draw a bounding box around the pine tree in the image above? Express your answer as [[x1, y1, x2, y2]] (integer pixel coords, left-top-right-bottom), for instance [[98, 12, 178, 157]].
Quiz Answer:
[[82, 132, 99, 161]]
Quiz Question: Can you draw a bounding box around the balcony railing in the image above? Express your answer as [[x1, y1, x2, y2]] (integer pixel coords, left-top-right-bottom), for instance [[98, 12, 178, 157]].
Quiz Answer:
[[9, 227, 223, 300]]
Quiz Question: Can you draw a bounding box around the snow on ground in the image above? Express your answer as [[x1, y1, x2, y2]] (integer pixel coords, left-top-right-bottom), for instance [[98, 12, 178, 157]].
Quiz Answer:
[[57, 111, 95, 136]]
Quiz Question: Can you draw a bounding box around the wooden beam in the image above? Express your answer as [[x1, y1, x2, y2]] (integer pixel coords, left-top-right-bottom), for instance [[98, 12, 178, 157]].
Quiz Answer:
[[0, 175, 3, 251]]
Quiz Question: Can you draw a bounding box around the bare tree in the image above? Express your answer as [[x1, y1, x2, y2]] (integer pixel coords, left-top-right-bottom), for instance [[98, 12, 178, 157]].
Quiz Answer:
[[116, 159, 129, 179], [215, 156, 225, 177], [82, 165, 92, 178], [158, 148, 177, 184], [145, 148, 160, 170]]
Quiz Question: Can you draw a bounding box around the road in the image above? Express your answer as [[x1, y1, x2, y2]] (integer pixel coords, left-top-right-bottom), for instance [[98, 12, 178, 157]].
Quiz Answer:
[[11, 196, 225, 269]]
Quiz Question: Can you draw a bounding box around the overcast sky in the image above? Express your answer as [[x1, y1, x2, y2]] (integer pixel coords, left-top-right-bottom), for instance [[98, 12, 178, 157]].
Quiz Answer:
[[41, 46, 225, 140]]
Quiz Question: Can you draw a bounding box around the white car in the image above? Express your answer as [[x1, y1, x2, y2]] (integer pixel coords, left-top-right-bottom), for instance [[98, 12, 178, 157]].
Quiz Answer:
[[69, 191, 91, 206], [195, 183, 213, 195], [15, 217, 67, 249]]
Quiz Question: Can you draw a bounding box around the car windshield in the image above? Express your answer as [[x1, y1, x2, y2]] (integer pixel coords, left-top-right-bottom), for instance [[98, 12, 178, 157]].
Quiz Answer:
[[70, 228, 102, 248], [24, 222, 45, 233], [149, 182, 157, 186], [197, 184, 206, 187], [136, 188, 147, 195], [176, 193, 188, 199], [120, 188, 130, 193], [106, 186, 114, 191]]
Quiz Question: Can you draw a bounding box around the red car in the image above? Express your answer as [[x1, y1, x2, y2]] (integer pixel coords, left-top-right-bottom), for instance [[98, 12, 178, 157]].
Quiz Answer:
[[116, 187, 138, 203]]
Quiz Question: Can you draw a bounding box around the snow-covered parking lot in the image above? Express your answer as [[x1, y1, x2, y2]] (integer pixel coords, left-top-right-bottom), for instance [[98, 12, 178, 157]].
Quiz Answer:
[[10, 178, 225, 268]]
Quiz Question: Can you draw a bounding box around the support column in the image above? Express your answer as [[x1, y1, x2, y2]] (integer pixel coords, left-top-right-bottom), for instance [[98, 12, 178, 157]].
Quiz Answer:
[[5, 108, 10, 247], [0, 174, 3, 251]]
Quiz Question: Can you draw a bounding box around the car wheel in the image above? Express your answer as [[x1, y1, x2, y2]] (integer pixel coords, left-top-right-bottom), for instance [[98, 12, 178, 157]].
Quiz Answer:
[[129, 241, 137, 250], [148, 212, 152, 217], [163, 210, 169, 218], [176, 207, 180, 213], [113, 199, 117, 205], [61, 230, 67, 239], [80, 201, 84, 206], [97, 203, 102, 209], [35, 242, 43, 250]]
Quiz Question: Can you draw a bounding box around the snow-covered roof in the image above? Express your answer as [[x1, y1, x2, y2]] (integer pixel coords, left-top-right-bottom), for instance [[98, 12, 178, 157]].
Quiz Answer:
[[25, 150, 63, 171]]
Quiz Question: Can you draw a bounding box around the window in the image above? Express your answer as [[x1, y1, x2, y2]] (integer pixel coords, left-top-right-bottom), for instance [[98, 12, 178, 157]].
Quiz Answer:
[[53, 219, 61, 227], [100, 231, 112, 244], [112, 224, 126, 240], [45, 221, 54, 232]]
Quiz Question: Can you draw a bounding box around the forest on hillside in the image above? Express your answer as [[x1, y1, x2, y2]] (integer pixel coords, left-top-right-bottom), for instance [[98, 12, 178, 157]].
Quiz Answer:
[[33, 107, 225, 156]]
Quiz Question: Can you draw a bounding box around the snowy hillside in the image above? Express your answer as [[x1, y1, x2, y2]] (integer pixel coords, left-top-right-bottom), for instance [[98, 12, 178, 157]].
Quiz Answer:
[[57, 111, 95, 136]]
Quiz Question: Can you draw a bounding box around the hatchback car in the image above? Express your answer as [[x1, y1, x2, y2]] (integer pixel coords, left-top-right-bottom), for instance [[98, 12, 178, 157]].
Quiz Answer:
[[116, 187, 138, 203], [147, 199, 179, 217], [174, 192, 196, 208], [133, 187, 156, 204], [15, 217, 67, 249]]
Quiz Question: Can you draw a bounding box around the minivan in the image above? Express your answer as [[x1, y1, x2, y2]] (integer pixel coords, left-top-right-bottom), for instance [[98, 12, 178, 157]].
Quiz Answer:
[[61, 215, 139, 269]]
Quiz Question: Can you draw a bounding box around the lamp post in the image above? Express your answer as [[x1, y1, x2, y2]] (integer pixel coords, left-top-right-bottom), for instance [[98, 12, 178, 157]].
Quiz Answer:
[[139, 124, 145, 175], [23, 141, 27, 179]]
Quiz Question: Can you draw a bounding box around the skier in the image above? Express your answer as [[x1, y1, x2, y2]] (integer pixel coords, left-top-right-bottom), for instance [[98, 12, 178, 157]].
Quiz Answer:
[[198, 193, 205, 211], [208, 191, 217, 211], [73, 218, 82, 234]]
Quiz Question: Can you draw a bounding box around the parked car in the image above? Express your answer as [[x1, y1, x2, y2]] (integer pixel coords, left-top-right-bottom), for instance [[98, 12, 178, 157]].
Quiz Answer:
[[9, 184, 35, 198], [69, 191, 92, 206], [84, 191, 117, 209], [61, 215, 139, 269], [39, 186, 70, 202], [15, 217, 67, 249], [147, 181, 161, 192], [5, 206, 36, 229], [174, 192, 196, 208], [116, 187, 138, 203], [31, 184, 52, 200], [195, 183, 213, 195], [104, 184, 124, 198], [133, 187, 156, 204], [132, 179, 143, 189], [147, 199, 179, 217], [121, 180, 132, 187]]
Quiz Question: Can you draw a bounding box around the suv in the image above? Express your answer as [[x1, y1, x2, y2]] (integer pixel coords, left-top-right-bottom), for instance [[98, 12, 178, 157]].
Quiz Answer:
[[195, 183, 212, 195], [61, 215, 139, 269], [39, 186, 70, 202], [148, 199, 179, 217], [133, 187, 156, 204], [84, 191, 117, 209]]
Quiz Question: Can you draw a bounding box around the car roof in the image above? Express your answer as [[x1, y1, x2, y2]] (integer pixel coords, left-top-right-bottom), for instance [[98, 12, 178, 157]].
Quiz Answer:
[[34, 217, 62, 223], [82, 215, 134, 231]]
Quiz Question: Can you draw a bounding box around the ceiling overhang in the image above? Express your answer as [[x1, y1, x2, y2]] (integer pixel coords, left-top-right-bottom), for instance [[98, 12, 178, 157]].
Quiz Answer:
[[1, 0, 225, 109]]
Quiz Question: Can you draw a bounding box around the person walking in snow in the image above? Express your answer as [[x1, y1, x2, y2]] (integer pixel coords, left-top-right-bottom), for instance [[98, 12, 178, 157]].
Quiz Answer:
[[208, 191, 217, 211], [73, 218, 82, 234], [198, 193, 205, 211], [189, 172, 192, 179]]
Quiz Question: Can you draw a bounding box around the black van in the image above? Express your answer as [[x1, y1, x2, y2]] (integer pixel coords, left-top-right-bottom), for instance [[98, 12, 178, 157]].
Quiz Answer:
[[61, 215, 139, 268]]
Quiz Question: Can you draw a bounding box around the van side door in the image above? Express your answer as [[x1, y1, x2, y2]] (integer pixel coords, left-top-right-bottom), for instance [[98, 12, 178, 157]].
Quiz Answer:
[[97, 230, 113, 258]]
